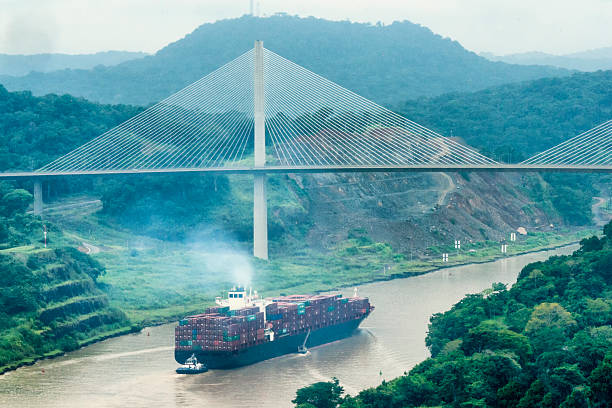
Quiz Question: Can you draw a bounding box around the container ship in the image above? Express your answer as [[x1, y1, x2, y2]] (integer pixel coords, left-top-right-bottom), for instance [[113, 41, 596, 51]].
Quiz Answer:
[[175, 287, 373, 369]]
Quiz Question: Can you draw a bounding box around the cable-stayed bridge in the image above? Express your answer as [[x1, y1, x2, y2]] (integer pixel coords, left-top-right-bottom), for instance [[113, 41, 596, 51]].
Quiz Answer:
[[2, 42, 611, 259]]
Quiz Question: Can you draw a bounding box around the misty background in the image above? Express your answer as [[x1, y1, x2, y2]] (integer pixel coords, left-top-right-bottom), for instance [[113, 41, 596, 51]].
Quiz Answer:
[[1, 0, 612, 56]]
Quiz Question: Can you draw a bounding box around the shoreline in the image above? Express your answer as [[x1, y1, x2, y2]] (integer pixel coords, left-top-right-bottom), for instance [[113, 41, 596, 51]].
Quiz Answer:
[[0, 239, 581, 376], [0, 326, 139, 376], [325, 240, 581, 292]]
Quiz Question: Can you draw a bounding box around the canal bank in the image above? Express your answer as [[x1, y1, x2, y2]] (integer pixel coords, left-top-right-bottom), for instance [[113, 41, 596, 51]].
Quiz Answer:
[[0, 236, 584, 377], [0, 245, 576, 408]]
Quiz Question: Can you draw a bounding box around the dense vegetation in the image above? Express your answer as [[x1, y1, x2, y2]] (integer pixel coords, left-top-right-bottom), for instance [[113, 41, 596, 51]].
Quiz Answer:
[[0, 181, 130, 372], [0, 85, 140, 172], [398, 70, 612, 225], [399, 70, 612, 159], [99, 174, 231, 240], [0, 15, 566, 106], [294, 221, 612, 407], [527, 173, 598, 226]]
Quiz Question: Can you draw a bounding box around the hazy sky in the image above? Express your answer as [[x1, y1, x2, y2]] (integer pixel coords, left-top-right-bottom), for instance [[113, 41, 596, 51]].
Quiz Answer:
[[1, 0, 611, 55]]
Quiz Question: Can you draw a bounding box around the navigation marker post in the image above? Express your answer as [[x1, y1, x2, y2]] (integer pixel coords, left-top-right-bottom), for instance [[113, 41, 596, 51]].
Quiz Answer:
[[253, 40, 268, 260]]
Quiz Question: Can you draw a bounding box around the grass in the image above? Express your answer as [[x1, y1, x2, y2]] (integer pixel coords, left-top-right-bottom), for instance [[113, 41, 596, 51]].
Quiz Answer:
[[0, 245, 42, 254], [87, 222, 593, 325], [36, 191, 596, 327]]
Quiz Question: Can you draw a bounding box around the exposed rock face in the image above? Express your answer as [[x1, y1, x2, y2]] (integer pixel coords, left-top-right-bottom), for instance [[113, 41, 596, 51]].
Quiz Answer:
[[283, 172, 556, 253]]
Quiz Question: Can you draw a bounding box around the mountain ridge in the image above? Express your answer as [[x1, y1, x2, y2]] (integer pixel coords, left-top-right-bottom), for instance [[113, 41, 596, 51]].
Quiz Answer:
[[0, 51, 148, 77], [481, 46, 612, 72], [0, 15, 568, 106]]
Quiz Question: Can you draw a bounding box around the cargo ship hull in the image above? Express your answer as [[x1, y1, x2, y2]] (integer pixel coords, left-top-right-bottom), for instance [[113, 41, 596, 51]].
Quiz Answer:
[[175, 317, 364, 369]]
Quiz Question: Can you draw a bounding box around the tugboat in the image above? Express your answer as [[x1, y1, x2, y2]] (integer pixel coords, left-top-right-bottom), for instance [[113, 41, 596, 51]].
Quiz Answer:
[[176, 354, 208, 374]]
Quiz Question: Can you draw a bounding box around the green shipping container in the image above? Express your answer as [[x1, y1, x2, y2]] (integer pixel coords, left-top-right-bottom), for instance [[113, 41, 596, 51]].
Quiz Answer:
[[223, 334, 240, 342]]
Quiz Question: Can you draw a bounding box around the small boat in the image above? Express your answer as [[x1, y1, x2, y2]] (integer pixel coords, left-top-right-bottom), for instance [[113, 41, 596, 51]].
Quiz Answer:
[[176, 354, 208, 374]]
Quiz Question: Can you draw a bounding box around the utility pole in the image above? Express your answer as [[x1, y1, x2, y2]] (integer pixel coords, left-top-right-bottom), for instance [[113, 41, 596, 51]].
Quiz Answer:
[[253, 40, 268, 260]]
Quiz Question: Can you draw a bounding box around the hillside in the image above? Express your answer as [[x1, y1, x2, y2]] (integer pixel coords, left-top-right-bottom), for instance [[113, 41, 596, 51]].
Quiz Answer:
[[0, 51, 148, 77], [482, 46, 612, 72], [1, 65, 607, 251], [399, 70, 612, 160], [294, 221, 612, 407], [0, 85, 141, 172], [0, 15, 567, 106], [0, 182, 131, 373]]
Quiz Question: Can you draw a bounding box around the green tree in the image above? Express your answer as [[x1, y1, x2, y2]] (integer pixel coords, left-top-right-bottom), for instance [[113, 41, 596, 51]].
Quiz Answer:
[[588, 353, 612, 406], [293, 378, 344, 408], [1, 189, 32, 216], [518, 380, 547, 408], [603, 221, 612, 239], [560, 386, 592, 408], [462, 320, 531, 361], [525, 303, 577, 353], [391, 374, 436, 407], [580, 236, 603, 252], [548, 364, 587, 404], [496, 380, 526, 408]]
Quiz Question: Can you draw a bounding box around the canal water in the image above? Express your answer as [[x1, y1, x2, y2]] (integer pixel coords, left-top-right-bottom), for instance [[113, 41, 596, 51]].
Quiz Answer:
[[0, 246, 576, 408]]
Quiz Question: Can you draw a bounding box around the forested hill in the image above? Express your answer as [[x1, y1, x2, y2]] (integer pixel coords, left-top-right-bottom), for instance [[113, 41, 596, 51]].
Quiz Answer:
[[0, 15, 567, 106], [0, 85, 141, 172], [0, 51, 148, 77], [399, 70, 612, 160], [481, 47, 612, 72], [294, 222, 612, 407]]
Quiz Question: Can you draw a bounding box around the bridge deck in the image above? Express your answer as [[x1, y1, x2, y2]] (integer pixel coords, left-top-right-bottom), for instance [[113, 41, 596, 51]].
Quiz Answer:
[[1, 164, 611, 178]]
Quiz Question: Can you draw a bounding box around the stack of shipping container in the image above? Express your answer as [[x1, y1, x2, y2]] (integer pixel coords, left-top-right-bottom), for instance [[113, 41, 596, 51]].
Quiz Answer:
[[267, 294, 370, 337], [175, 305, 265, 352], [175, 294, 371, 353]]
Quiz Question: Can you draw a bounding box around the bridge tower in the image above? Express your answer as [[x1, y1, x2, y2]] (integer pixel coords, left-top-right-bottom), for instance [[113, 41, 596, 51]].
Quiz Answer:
[[253, 40, 268, 260]]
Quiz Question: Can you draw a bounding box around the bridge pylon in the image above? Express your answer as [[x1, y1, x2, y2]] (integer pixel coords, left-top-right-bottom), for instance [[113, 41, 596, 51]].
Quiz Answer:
[[253, 40, 268, 260]]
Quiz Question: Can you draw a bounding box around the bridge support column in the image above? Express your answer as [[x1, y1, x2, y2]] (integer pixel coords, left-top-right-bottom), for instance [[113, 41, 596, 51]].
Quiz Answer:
[[33, 180, 43, 217], [253, 40, 268, 260], [253, 174, 268, 259]]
